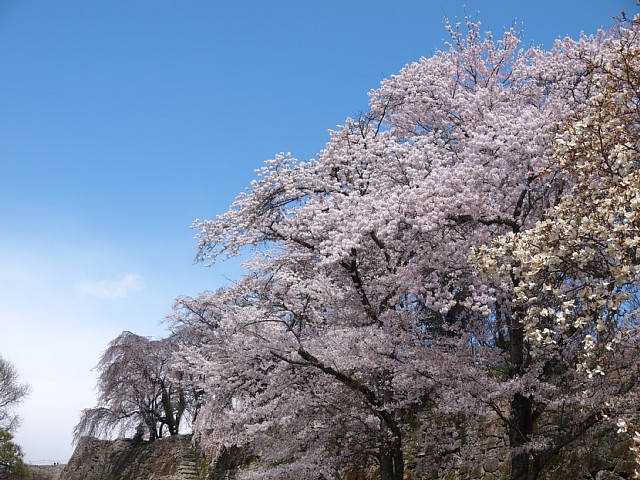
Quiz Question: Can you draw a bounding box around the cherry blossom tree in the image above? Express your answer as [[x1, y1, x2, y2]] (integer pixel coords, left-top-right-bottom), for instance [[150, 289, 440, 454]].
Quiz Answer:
[[183, 18, 633, 480], [172, 259, 437, 480], [475, 14, 640, 477], [74, 331, 195, 443]]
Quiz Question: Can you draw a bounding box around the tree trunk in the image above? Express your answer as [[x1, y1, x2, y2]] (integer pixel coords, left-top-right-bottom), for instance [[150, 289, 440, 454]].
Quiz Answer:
[[379, 438, 404, 480], [161, 386, 178, 436], [392, 437, 404, 480], [508, 310, 534, 480], [509, 392, 533, 480], [378, 372, 404, 480]]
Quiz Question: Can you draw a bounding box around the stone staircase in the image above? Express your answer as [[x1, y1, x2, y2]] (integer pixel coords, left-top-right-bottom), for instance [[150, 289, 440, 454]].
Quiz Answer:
[[174, 435, 201, 480]]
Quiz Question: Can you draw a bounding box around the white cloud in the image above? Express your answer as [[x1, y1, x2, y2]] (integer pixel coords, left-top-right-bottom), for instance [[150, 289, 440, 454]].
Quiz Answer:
[[73, 273, 146, 299]]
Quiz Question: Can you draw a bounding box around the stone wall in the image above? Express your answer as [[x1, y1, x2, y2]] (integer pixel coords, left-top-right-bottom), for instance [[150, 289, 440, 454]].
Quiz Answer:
[[405, 420, 636, 480], [28, 464, 66, 480], [59, 435, 214, 480], [57, 427, 636, 480]]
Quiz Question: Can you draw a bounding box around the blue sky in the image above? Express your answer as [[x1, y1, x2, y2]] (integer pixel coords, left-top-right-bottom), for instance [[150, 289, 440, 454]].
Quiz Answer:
[[0, 0, 634, 464]]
